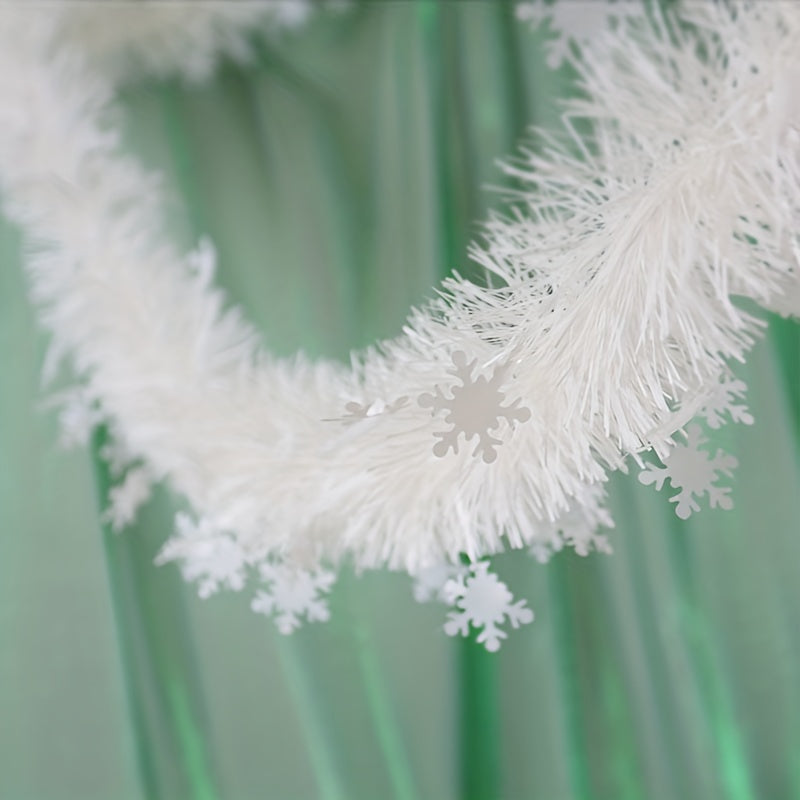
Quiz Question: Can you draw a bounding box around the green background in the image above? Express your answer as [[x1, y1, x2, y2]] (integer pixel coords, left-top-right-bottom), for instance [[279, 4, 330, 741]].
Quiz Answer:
[[1, 3, 799, 798]]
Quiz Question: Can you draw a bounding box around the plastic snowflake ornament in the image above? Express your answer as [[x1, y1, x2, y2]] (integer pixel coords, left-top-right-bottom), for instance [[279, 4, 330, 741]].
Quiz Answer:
[[700, 375, 754, 429], [443, 561, 534, 651], [418, 351, 531, 463], [638, 425, 738, 520], [155, 513, 248, 598], [411, 563, 468, 604], [251, 563, 335, 634]]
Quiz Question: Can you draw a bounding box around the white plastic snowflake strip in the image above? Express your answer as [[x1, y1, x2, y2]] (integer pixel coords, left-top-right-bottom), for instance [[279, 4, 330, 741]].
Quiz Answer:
[[443, 562, 534, 652], [0, 2, 798, 646]]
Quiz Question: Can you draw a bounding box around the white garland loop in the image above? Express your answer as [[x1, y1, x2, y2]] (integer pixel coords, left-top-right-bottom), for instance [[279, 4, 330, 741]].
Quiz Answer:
[[0, 2, 798, 641]]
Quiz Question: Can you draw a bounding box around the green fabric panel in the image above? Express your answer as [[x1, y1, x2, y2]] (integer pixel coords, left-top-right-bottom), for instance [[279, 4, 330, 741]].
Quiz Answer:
[[1, 3, 798, 799]]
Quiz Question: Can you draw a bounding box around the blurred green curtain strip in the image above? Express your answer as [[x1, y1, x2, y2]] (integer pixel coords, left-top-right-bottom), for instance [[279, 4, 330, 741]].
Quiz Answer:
[[1, 3, 799, 799]]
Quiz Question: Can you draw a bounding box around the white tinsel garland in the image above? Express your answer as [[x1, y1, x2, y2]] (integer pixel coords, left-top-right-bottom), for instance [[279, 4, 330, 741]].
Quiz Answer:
[[0, 1, 797, 648]]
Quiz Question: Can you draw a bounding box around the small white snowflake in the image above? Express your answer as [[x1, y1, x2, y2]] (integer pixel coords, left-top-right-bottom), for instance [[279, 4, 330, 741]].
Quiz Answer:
[[418, 351, 531, 463], [251, 563, 336, 634], [529, 487, 614, 562], [529, 538, 564, 565], [104, 465, 153, 532], [443, 561, 534, 652], [638, 425, 738, 519], [530, 514, 613, 564], [411, 563, 468, 604], [699, 375, 754, 429], [155, 513, 247, 598]]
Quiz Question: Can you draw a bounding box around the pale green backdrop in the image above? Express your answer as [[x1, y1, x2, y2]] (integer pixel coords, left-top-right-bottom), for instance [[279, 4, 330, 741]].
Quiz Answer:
[[1, 3, 799, 799]]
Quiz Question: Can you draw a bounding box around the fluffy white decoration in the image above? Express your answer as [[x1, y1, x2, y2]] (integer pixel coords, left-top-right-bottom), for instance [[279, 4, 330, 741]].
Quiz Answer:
[[52, 0, 313, 85], [0, 2, 797, 643]]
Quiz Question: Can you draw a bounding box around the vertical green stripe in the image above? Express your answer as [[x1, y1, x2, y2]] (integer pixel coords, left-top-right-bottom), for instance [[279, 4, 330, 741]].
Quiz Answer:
[[275, 638, 348, 800], [353, 619, 419, 800], [90, 426, 219, 800], [666, 526, 757, 800], [547, 560, 592, 800]]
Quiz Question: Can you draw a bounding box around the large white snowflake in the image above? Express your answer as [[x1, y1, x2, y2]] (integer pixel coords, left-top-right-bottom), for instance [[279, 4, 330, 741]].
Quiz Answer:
[[155, 513, 248, 598], [418, 351, 531, 464], [443, 561, 534, 652], [699, 375, 754, 429], [638, 425, 738, 519], [251, 563, 336, 634]]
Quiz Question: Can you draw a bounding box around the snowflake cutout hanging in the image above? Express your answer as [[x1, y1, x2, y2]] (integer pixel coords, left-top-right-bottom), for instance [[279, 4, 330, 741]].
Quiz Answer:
[[155, 513, 248, 599], [638, 425, 738, 520], [418, 351, 531, 463], [529, 485, 614, 562], [251, 563, 336, 634], [411, 562, 468, 604], [443, 561, 534, 651], [699, 375, 754, 429], [529, 514, 613, 564]]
